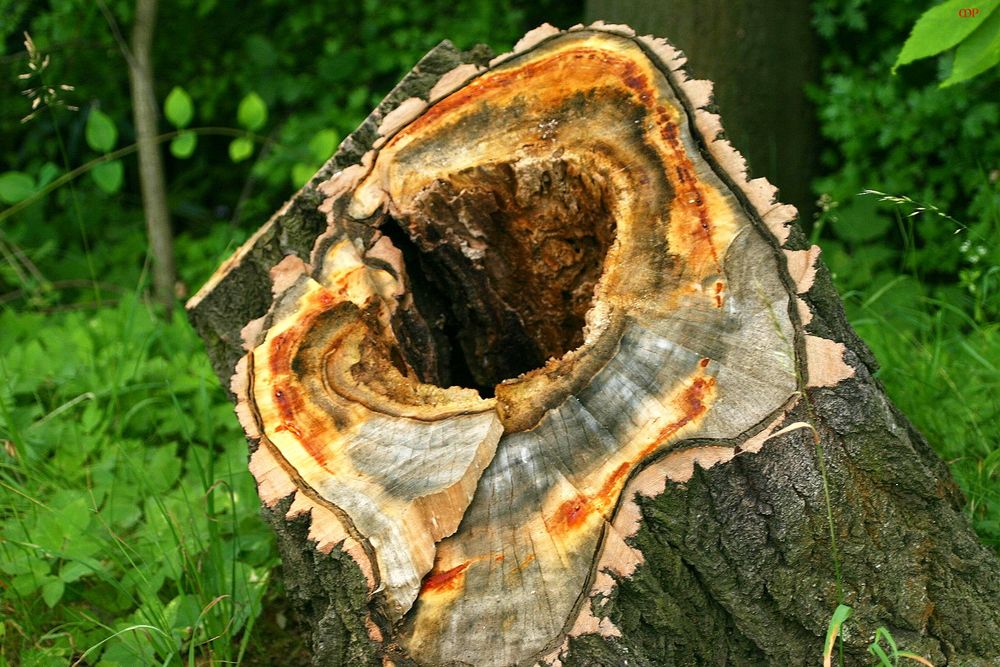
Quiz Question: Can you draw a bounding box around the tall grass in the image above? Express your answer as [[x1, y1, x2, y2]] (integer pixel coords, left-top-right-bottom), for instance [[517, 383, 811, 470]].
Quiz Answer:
[[0, 293, 277, 665]]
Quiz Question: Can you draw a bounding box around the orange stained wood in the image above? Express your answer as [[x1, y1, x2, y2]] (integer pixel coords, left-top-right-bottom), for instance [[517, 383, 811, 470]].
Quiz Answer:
[[381, 39, 729, 281], [643, 374, 718, 459], [260, 287, 363, 470], [419, 552, 509, 597], [550, 461, 631, 536], [419, 561, 471, 595], [548, 368, 717, 540]]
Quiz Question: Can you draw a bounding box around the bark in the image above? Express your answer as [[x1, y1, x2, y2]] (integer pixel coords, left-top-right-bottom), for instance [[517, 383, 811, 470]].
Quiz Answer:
[[128, 0, 176, 316], [585, 0, 819, 219], [187, 24, 1000, 666]]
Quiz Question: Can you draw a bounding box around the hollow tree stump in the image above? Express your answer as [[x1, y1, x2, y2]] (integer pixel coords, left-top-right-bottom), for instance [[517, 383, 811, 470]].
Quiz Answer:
[[187, 23, 1000, 666]]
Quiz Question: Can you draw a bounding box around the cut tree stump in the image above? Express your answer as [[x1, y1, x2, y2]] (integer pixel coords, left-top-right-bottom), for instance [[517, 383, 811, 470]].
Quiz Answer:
[[187, 23, 1000, 666]]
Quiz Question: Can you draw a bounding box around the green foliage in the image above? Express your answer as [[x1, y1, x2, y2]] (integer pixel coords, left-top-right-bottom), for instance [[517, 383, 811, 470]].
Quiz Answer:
[[824, 606, 936, 666], [0, 295, 276, 664], [170, 130, 197, 159], [822, 603, 852, 666], [92, 159, 124, 194], [228, 137, 254, 163], [236, 92, 268, 132], [894, 0, 1000, 86], [812, 4, 1000, 553], [868, 626, 935, 666], [84, 107, 124, 194], [85, 107, 118, 153], [811, 0, 1000, 318], [164, 86, 194, 128], [945, 8, 1000, 86], [0, 172, 35, 204], [165, 87, 199, 160], [0, 0, 578, 297]]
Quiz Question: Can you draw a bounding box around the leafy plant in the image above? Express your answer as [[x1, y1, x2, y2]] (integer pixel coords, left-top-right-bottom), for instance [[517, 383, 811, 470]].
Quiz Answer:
[[823, 606, 936, 666], [229, 92, 266, 163], [869, 627, 935, 666], [85, 106, 124, 194], [810, 0, 1000, 297], [164, 86, 197, 158], [894, 0, 1000, 86], [0, 295, 277, 664]]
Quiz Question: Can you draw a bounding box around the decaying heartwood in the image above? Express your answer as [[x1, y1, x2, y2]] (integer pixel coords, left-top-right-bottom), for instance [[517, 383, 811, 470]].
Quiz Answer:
[[187, 23, 1000, 666]]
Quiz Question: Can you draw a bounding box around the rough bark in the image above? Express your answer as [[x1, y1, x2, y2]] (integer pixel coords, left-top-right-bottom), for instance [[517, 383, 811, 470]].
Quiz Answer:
[[187, 24, 1000, 666], [128, 0, 176, 316]]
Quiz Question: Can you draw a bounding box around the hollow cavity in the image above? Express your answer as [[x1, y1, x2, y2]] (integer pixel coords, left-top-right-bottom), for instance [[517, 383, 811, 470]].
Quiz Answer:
[[385, 157, 616, 396]]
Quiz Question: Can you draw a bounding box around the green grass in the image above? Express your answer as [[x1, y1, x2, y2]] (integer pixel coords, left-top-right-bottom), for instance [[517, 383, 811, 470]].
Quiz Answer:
[[0, 293, 277, 666]]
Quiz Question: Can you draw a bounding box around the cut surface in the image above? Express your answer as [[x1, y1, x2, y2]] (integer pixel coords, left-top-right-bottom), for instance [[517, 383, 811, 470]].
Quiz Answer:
[[239, 26, 802, 666]]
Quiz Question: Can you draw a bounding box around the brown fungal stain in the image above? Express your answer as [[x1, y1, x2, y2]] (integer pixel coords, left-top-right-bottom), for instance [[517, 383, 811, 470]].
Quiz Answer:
[[552, 494, 592, 534], [714, 281, 725, 308], [267, 380, 332, 466], [420, 561, 470, 595], [641, 373, 717, 459]]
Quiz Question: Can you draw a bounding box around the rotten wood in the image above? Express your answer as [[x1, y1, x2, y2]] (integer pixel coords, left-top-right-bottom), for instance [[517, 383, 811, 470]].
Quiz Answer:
[[188, 23, 1000, 667]]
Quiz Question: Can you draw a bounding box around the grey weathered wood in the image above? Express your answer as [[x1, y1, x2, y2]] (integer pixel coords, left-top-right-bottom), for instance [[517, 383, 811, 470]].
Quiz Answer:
[[189, 24, 1000, 666]]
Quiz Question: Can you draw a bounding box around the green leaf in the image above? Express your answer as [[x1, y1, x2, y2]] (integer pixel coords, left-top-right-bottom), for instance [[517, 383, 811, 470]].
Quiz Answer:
[[873, 627, 899, 656], [60, 497, 92, 531], [85, 108, 118, 152], [894, 0, 1000, 69], [36, 162, 60, 188], [823, 604, 852, 665], [164, 86, 194, 128], [229, 137, 254, 162], [170, 131, 198, 158], [59, 560, 93, 583], [163, 593, 201, 630], [943, 8, 1000, 85], [237, 92, 267, 131], [146, 444, 181, 493], [291, 163, 315, 188], [0, 171, 35, 204], [42, 577, 65, 607], [92, 160, 124, 194], [868, 642, 893, 666], [308, 129, 340, 162]]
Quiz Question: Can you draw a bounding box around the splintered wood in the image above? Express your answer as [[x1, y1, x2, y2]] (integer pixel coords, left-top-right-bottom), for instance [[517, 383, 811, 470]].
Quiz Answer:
[[204, 23, 853, 666]]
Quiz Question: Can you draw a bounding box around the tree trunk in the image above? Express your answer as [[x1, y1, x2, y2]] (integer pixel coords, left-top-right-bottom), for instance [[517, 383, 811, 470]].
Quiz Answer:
[[186, 24, 1000, 666], [586, 0, 819, 220], [128, 0, 176, 317]]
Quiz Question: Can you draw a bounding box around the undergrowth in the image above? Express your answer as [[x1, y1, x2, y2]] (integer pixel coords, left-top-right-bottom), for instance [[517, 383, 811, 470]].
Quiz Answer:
[[0, 293, 277, 665]]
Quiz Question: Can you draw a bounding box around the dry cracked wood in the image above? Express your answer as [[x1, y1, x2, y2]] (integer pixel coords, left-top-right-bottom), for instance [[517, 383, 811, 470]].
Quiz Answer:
[[189, 22, 1000, 667]]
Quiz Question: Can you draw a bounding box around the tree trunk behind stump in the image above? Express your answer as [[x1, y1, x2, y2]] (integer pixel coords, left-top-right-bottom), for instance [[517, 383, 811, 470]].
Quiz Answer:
[[186, 23, 1000, 667]]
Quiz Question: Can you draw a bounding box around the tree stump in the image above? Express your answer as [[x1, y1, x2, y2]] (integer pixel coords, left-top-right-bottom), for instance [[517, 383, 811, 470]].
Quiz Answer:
[[187, 23, 1000, 666]]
